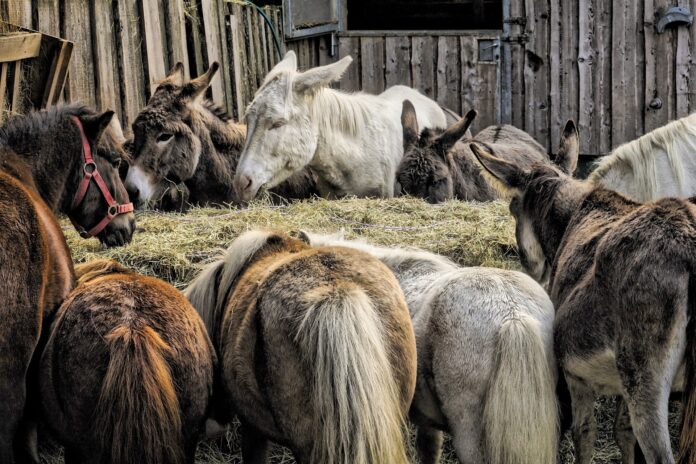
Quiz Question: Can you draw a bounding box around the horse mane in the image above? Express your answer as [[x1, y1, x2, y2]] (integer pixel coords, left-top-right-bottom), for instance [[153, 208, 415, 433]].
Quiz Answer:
[[184, 230, 277, 337], [0, 103, 94, 144], [588, 113, 696, 199], [75, 259, 130, 284]]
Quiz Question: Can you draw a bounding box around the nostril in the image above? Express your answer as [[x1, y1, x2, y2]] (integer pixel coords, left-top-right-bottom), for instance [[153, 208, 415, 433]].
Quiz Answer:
[[127, 186, 140, 201], [243, 175, 253, 191]]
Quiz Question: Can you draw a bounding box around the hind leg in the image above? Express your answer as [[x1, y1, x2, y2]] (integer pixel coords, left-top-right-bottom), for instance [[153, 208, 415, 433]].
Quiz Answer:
[[566, 374, 597, 464], [449, 409, 484, 463], [415, 425, 443, 464], [621, 381, 673, 464], [240, 421, 269, 464], [615, 398, 637, 464]]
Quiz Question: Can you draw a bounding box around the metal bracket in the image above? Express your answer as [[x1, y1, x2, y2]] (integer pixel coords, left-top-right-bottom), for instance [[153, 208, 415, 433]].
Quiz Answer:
[[656, 6, 693, 33], [501, 34, 529, 44]]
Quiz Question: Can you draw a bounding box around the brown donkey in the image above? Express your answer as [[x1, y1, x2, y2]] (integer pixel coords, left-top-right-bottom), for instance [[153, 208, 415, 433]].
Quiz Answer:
[[471, 123, 695, 464], [0, 105, 135, 463], [397, 100, 549, 203], [125, 63, 317, 210], [39, 260, 215, 464], [185, 230, 417, 464]]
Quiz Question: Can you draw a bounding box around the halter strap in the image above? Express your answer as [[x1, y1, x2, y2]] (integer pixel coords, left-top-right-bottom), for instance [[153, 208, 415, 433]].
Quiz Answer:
[[69, 116, 134, 238]]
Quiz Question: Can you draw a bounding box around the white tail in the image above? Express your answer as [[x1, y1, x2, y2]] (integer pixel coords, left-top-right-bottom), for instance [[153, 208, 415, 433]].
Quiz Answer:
[[483, 313, 559, 464], [294, 284, 410, 464]]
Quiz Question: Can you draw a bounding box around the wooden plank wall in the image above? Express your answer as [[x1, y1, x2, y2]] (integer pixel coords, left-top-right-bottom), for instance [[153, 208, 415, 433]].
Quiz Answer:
[[289, 33, 501, 134], [2, 0, 284, 129]]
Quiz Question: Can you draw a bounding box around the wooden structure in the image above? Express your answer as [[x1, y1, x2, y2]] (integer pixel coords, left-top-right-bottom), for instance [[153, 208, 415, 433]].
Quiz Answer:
[[0, 22, 72, 122], [4, 0, 696, 157]]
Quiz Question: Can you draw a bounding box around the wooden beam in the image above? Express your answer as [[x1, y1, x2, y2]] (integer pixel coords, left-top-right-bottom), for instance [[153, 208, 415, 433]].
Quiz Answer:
[[11, 60, 22, 112], [0, 33, 42, 63], [0, 63, 8, 122], [42, 40, 74, 107]]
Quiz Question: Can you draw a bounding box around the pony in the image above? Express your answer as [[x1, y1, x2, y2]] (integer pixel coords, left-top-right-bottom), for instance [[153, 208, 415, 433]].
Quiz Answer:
[[588, 112, 696, 201], [0, 105, 134, 463], [125, 62, 317, 211], [303, 232, 558, 464], [233, 51, 448, 201], [397, 100, 549, 203], [471, 121, 695, 464], [39, 259, 215, 464], [184, 230, 417, 464]]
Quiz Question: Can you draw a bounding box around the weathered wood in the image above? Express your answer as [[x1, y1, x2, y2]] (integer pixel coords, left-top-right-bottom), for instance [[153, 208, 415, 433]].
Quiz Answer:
[[651, 0, 676, 128], [360, 37, 385, 94], [37, 0, 61, 37], [338, 36, 360, 91], [0, 33, 41, 63], [214, 0, 234, 113], [6, 0, 32, 29], [188, 3, 206, 78], [411, 36, 435, 99], [675, 0, 690, 118], [11, 60, 22, 112], [0, 63, 8, 120], [92, 0, 121, 115], [559, 0, 579, 147], [229, 8, 247, 120], [509, 0, 525, 129], [596, 0, 612, 154], [524, 0, 550, 150], [460, 36, 477, 118], [165, 0, 191, 79], [141, 0, 168, 95], [63, 0, 96, 105], [643, 0, 661, 132], [318, 34, 335, 66], [549, 0, 562, 146], [200, 0, 225, 102], [42, 40, 73, 107], [258, 10, 269, 76], [116, 0, 146, 127], [385, 36, 410, 88], [436, 36, 460, 114]]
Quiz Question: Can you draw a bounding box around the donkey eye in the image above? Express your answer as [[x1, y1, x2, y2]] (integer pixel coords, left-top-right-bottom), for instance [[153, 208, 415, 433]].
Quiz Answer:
[[111, 158, 122, 169], [157, 133, 174, 143], [270, 120, 286, 130]]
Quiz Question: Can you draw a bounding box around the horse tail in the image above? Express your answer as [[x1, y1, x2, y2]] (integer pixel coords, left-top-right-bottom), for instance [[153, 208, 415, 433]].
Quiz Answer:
[[483, 313, 558, 464], [295, 283, 410, 464], [93, 325, 183, 464], [679, 275, 696, 464]]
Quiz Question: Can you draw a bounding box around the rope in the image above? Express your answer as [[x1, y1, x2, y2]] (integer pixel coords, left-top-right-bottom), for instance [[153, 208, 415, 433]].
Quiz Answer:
[[225, 0, 284, 59]]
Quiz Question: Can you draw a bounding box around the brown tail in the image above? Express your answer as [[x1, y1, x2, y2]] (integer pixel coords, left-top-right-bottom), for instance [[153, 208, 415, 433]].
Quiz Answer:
[[679, 276, 696, 464], [93, 325, 183, 464]]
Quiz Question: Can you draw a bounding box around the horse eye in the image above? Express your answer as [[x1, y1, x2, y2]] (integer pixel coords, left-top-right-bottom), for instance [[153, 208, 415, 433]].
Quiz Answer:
[[270, 120, 286, 130], [157, 133, 174, 143], [111, 158, 122, 169]]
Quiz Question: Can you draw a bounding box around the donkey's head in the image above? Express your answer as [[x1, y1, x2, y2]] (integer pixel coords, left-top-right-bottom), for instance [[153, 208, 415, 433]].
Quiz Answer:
[[470, 120, 584, 284], [234, 51, 353, 202], [126, 62, 219, 208], [397, 100, 477, 203]]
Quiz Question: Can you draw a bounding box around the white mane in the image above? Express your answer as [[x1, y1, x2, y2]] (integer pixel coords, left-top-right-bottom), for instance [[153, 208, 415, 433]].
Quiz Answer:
[[589, 113, 696, 201]]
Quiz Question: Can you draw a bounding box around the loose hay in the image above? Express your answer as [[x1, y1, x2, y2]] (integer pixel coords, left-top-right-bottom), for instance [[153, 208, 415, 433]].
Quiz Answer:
[[40, 197, 681, 463]]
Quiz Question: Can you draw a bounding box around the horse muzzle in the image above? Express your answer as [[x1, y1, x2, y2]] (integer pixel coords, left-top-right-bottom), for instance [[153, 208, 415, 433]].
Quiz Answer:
[[98, 212, 136, 248]]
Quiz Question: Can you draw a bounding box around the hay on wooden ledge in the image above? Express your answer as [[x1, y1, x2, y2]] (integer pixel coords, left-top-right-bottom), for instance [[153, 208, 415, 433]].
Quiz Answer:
[[62, 197, 520, 289]]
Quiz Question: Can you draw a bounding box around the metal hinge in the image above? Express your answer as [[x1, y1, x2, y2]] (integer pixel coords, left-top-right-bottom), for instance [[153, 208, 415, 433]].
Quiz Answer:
[[504, 16, 528, 27], [502, 34, 529, 44]]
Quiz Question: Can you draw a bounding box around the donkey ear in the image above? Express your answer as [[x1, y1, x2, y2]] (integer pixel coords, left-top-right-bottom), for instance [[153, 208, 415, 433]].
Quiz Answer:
[[554, 120, 579, 175], [436, 109, 477, 152], [293, 56, 353, 94], [401, 100, 419, 151], [470, 142, 527, 191], [182, 62, 220, 102], [80, 110, 115, 145], [273, 51, 298, 74], [162, 62, 185, 87]]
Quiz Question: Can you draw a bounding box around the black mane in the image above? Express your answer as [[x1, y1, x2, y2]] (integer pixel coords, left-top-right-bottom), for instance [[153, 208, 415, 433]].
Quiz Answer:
[[0, 103, 95, 145]]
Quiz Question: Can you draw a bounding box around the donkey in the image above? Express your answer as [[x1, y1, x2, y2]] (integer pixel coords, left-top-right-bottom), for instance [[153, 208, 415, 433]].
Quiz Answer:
[[0, 105, 133, 462], [588, 112, 696, 201], [39, 259, 215, 464], [233, 51, 448, 201], [471, 121, 696, 464], [185, 230, 417, 464], [125, 62, 317, 210], [397, 100, 549, 203], [304, 232, 558, 464]]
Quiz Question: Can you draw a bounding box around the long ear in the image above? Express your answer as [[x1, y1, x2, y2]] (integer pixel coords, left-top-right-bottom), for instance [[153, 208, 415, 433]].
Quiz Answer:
[[401, 100, 419, 151], [436, 109, 477, 153], [273, 50, 298, 74], [181, 62, 220, 101], [80, 110, 115, 145], [470, 142, 527, 191], [161, 62, 185, 87], [293, 56, 353, 94], [554, 120, 579, 174]]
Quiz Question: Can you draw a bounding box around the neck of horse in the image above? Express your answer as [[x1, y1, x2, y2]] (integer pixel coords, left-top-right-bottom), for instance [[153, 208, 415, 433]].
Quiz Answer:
[[2, 123, 80, 212]]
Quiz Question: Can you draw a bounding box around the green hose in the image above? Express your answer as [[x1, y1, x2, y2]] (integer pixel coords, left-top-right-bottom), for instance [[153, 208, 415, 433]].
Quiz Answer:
[[228, 0, 284, 59]]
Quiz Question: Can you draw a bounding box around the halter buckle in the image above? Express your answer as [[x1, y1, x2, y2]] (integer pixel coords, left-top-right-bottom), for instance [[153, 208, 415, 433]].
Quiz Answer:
[[83, 162, 96, 175]]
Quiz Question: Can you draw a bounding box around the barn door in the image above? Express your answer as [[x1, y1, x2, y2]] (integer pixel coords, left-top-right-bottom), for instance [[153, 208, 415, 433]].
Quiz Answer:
[[459, 33, 502, 133]]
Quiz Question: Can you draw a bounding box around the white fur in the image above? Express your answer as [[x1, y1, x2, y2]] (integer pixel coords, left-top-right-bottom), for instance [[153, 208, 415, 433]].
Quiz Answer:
[[124, 165, 157, 204], [304, 232, 559, 464], [235, 51, 447, 200], [589, 113, 696, 201]]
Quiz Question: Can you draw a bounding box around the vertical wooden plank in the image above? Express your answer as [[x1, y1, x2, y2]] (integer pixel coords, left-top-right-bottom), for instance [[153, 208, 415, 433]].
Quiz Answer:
[[559, 0, 579, 146], [385, 36, 410, 88], [460, 36, 477, 115], [411, 36, 436, 99], [215, 0, 234, 113], [92, 0, 122, 115], [645, 0, 675, 131], [200, 0, 225, 102], [549, 0, 562, 146], [165, 0, 191, 79], [63, 0, 97, 106], [0, 63, 7, 122], [361, 37, 385, 94], [338, 36, 360, 91], [675, 0, 690, 118], [437, 36, 461, 114], [257, 11, 269, 76], [6, 0, 32, 28], [578, 0, 597, 155], [243, 6, 259, 90], [188, 3, 206, 78], [524, 0, 550, 150], [116, 0, 146, 127], [42, 40, 73, 107], [509, 0, 526, 129], [11, 61, 22, 113], [141, 0, 168, 94], [230, 7, 246, 119], [318, 35, 336, 66], [596, 0, 612, 154], [37, 0, 60, 36]]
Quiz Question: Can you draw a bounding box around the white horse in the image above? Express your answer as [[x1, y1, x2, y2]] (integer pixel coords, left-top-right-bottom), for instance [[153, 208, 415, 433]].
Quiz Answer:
[[302, 232, 559, 464], [589, 113, 696, 201], [233, 51, 448, 201]]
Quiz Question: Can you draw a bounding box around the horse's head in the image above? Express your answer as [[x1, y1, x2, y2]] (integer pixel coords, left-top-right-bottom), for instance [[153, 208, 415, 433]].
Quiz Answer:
[[397, 100, 476, 203], [470, 120, 582, 285], [234, 51, 353, 202], [65, 111, 135, 248], [126, 62, 219, 208]]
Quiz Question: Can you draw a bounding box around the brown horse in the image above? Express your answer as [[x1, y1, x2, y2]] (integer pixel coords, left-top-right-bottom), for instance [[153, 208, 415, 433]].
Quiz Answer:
[[39, 259, 215, 464], [397, 100, 550, 203], [0, 105, 135, 463], [471, 123, 696, 464], [185, 230, 417, 464], [124, 63, 318, 210]]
